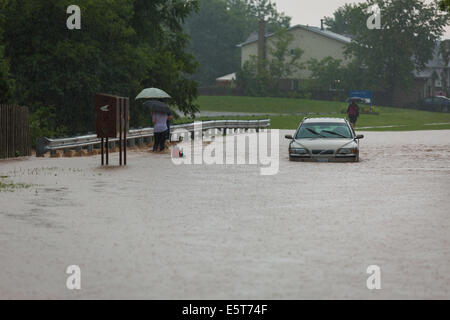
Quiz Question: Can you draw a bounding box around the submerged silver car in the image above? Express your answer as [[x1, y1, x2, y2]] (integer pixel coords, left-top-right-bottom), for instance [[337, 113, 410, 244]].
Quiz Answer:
[[285, 118, 364, 162]]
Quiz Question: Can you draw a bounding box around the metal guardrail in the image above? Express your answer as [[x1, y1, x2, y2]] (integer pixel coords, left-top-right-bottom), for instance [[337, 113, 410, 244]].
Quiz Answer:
[[36, 119, 271, 157]]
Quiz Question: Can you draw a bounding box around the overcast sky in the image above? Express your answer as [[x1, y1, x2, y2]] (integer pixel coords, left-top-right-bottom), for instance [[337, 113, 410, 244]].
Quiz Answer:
[[273, 0, 450, 39]]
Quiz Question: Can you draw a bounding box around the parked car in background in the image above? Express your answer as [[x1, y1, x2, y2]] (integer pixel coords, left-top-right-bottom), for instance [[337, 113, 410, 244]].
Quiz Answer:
[[420, 96, 450, 112], [285, 118, 364, 163]]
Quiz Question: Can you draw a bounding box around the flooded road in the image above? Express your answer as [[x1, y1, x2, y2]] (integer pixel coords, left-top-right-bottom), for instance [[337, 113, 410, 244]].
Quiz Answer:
[[0, 130, 449, 299]]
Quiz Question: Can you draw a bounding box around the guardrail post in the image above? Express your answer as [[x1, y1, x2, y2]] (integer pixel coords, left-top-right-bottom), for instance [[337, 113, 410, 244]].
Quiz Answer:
[[36, 137, 50, 157], [137, 137, 143, 147], [101, 139, 104, 165], [87, 145, 93, 153], [106, 138, 109, 165]]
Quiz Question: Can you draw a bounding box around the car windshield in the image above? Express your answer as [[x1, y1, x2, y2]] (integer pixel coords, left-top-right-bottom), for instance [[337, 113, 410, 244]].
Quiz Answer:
[[296, 123, 353, 139]]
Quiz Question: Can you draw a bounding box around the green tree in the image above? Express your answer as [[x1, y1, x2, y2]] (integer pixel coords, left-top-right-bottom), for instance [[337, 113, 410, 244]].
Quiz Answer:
[[2, 0, 199, 135], [267, 29, 304, 81], [344, 0, 449, 102], [0, 2, 14, 103], [439, 40, 450, 95], [185, 0, 291, 86], [132, 0, 200, 117], [0, 46, 14, 104], [323, 4, 365, 36], [245, 0, 291, 31], [440, 0, 450, 11], [307, 57, 369, 94], [184, 0, 243, 86], [238, 28, 303, 96], [225, 0, 290, 40], [308, 57, 345, 91]]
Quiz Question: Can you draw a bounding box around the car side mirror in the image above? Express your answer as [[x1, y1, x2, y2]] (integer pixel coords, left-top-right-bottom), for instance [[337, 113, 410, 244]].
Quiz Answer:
[[285, 134, 293, 140], [356, 134, 364, 139]]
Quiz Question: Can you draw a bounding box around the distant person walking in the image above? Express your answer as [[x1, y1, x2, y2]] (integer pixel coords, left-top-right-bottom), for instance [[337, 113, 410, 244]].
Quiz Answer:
[[347, 100, 360, 129], [152, 111, 170, 152]]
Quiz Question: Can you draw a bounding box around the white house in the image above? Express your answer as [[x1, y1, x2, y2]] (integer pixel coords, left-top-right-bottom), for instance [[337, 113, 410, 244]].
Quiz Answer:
[[233, 20, 449, 106], [237, 22, 352, 84]]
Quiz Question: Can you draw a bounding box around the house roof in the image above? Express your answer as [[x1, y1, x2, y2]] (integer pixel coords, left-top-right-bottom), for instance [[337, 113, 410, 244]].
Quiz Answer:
[[243, 31, 270, 45], [216, 73, 236, 82], [414, 69, 433, 79], [413, 41, 450, 78], [425, 41, 450, 68], [237, 24, 352, 47]]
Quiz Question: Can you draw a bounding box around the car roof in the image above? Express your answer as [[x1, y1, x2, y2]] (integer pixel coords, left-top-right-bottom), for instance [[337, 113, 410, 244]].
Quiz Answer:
[[303, 118, 348, 124]]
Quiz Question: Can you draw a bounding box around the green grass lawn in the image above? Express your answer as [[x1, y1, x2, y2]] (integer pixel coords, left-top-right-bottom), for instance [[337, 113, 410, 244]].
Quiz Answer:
[[197, 95, 344, 114], [195, 96, 450, 131]]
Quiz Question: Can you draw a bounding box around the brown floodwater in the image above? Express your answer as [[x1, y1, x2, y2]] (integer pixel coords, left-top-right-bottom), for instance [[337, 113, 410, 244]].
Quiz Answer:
[[0, 130, 449, 299]]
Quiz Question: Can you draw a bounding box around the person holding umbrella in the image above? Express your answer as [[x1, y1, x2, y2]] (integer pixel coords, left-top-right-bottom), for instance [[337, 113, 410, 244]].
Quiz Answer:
[[136, 88, 173, 152], [347, 99, 360, 129], [152, 110, 172, 152], [143, 100, 172, 152]]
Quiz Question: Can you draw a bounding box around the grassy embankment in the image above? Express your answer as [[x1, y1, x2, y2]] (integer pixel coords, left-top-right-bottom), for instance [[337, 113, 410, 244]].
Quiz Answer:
[[0, 176, 31, 192], [189, 96, 450, 131]]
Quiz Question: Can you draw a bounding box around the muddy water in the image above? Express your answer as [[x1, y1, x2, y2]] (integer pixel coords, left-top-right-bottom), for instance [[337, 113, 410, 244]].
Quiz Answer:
[[0, 130, 449, 299]]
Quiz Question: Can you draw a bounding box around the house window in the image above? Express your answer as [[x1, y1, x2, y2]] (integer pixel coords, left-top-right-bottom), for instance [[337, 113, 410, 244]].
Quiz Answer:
[[291, 80, 299, 91]]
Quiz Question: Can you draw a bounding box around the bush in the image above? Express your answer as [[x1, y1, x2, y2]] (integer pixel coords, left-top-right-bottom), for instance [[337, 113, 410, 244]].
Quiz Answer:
[[29, 106, 68, 148]]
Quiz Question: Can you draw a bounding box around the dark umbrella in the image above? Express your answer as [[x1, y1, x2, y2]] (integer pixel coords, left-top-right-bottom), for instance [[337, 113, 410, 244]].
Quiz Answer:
[[143, 100, 171, 114]]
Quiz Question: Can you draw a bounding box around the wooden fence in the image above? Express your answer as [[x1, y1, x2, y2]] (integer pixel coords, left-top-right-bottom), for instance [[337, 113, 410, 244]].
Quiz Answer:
[[0, 105, 31, 159]]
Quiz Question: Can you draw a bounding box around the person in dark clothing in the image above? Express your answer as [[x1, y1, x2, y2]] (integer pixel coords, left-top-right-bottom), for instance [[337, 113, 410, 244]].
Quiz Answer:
[[166, 110, 172, 143], [151, 112, 174, 152], [152, 111, 168, 152], [347, 100, 360, 128]]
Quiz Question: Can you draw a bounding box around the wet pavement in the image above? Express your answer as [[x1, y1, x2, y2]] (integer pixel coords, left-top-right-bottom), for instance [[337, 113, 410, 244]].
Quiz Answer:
[[0, 130, 449, 299]]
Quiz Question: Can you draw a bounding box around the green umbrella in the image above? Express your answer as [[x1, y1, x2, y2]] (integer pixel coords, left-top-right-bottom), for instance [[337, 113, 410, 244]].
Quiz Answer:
[[135, 88, 171, 100]]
